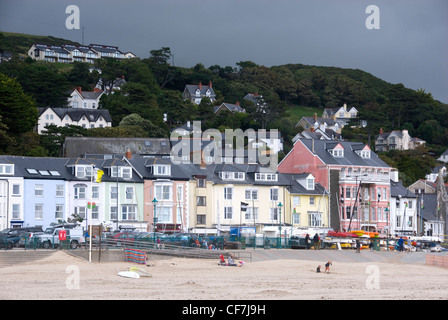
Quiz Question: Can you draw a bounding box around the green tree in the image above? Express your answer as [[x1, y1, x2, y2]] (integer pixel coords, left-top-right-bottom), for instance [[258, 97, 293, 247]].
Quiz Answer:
[[0, 73, 38, 135]]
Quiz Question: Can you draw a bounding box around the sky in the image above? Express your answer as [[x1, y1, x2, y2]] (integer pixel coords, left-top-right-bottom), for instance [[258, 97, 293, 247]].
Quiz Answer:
[[0, 0, 447, 103]]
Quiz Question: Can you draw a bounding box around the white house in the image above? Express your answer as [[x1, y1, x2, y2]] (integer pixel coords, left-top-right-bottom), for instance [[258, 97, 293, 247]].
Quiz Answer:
[[37, 107, 112, 134], [68, 87, 104, 109], [182, 81, 216, 105]]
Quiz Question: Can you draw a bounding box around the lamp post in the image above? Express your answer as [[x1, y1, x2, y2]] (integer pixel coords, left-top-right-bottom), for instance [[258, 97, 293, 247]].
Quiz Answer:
[[152, 197, 158, 243], [384, 205, 390, 250], [278, 202, 283, 248]]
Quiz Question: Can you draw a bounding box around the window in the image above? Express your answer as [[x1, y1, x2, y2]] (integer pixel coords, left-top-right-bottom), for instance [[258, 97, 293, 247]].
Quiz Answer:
[[35, 204, 43, 220], [309, 197, 315, 206], [293, 196, 300, 206], [293, 211, 300, 224], [308, 211, 322, 226], [255, 173, 278, 181], [270, 208, 279, 221], [74, 184, 86, 199], [219, 172, 245, 180], [12, 204, 20, 219], [74, 206, 86, 219], [121, 167, 132, 179], [224, 207, 233, 219], [197, 178, 206, 188], [224, 187, 233, 200], [110, 206, 118, 221], [156, 206, 172, 223], [35, 184, 44, 197], [346, 187, 351, 199], [306, 178, 314, 190], [270, 188, 278, 201], [55, 204, 64, 220], [0, 164, 13, 175], [196, 196, 206, 206], [12, 184, 20, 196], [75, 165, 93, 179], [245, 207, 258, 220], [197, 215, 206, 225], [155, 184, 172, 201], [126, 187, 134, 200], [110, 186, 118, 199], [245, 188, 258, 200], [56, 185, 64, 197], [121, 204, 137, 220], [92, 206, 99, 220], [153, 165, 171, 176]]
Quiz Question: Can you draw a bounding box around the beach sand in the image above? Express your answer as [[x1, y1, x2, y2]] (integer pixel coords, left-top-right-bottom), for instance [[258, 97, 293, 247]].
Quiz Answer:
[[0, 250, 447, 300]]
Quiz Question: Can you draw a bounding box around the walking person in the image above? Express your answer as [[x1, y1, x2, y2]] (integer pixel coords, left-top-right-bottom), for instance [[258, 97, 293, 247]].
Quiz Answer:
[[356, 239, 361, 253], [313, 233, 320, 250]]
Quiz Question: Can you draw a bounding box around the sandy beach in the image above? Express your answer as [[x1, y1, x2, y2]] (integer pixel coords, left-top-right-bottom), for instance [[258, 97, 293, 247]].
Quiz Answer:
[[0, 250, 447, 301]]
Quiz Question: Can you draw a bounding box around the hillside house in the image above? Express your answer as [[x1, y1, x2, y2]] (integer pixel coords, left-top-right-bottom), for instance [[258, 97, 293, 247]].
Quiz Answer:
[[37, 107, 112, 134], [375, 129, 425, 152], [182, 81, 216, 105], [67, 87, 104, 109]]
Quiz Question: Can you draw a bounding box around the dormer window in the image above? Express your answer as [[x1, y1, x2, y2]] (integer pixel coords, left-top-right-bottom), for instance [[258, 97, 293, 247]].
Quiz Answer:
[[306, 177, 315, 190], [330, 149, 344, 157], [153, 164, 171, 176], [360, 150, 370, 159], [219, 171, 245, 180], [111, 166, 132, 179], [0, 164, 14, 175], [255, 173, 278, 181], [75, 165, 93, 179]]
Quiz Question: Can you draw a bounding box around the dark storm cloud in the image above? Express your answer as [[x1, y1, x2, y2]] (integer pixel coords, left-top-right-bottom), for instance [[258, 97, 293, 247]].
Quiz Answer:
[[0, 0, 446, 102]]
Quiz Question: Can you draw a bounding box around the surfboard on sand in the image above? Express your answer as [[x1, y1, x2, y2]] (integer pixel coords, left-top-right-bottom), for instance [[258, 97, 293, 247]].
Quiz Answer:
[[118, 271, 140, 279]]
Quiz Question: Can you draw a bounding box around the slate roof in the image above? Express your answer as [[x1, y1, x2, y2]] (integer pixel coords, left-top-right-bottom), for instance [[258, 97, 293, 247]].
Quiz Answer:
[[297, 138, 390, 168], [39, 107, 112, 123]]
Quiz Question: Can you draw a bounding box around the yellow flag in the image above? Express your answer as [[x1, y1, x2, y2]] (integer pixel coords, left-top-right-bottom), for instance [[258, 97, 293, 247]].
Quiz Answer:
[[96, 169, 104, 183]]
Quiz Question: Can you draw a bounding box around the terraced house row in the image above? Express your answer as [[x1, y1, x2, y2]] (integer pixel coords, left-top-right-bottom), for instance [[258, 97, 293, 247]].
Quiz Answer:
[[0, 153, 330, 236], [1, 136, 436, 238]]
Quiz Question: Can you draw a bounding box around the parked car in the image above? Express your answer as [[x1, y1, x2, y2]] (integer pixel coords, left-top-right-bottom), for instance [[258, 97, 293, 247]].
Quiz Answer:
[[106, 232, 136, 247], [33, 227, 85, 249], [19, 231, 44, 247], [0, 226, 43, 248]]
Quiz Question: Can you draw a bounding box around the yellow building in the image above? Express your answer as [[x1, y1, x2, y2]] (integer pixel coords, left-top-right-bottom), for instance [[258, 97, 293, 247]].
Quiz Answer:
[[283, 173, 330, 231]]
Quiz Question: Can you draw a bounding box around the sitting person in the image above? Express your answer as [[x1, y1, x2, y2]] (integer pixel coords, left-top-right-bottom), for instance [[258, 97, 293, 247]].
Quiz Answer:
[[228, 255, 237, 266], [325, 261, 332, 273], [219, 254, 226, 265], [316, 265, 321, 273]]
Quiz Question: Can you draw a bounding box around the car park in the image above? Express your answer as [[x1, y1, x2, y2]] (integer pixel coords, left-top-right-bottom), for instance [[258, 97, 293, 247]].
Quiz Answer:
[[0, 226, 44, 248]]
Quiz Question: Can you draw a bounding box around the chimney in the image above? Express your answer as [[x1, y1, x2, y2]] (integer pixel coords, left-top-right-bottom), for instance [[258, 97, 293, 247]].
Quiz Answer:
[[125, 149, 132, 159], [76, 86, 82, 94], [199, 81, 202, 90], [313, 113, 317, 122], [209, 80, 212, 88], [379, 128, 383, 134], [235, 101, 240, 106]]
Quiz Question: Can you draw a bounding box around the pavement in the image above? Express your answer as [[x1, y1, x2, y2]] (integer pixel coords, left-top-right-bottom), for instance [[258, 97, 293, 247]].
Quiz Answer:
[[242, 248, 447, 264]]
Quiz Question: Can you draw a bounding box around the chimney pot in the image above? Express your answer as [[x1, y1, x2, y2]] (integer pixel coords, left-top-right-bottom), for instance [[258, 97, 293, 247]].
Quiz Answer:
[[125, 149, 132, 159], [209, 80, 212, 88], [199, 81, 202, 90]]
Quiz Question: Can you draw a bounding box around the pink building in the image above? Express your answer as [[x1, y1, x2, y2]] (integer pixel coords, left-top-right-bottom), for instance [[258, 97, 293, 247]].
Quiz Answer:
[[279, 138, 392, 233]]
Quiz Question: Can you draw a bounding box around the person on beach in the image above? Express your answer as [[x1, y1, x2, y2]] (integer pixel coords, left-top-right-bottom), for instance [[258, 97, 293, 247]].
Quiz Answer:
[[356, 239, 361, 253], [228, 255, 237, 266], [316, 265, 321, 273], [369, 240, 374, 252], [325, 261, 332, 273], [219, 254, 226, 265], [397, 237, 404, 252]]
